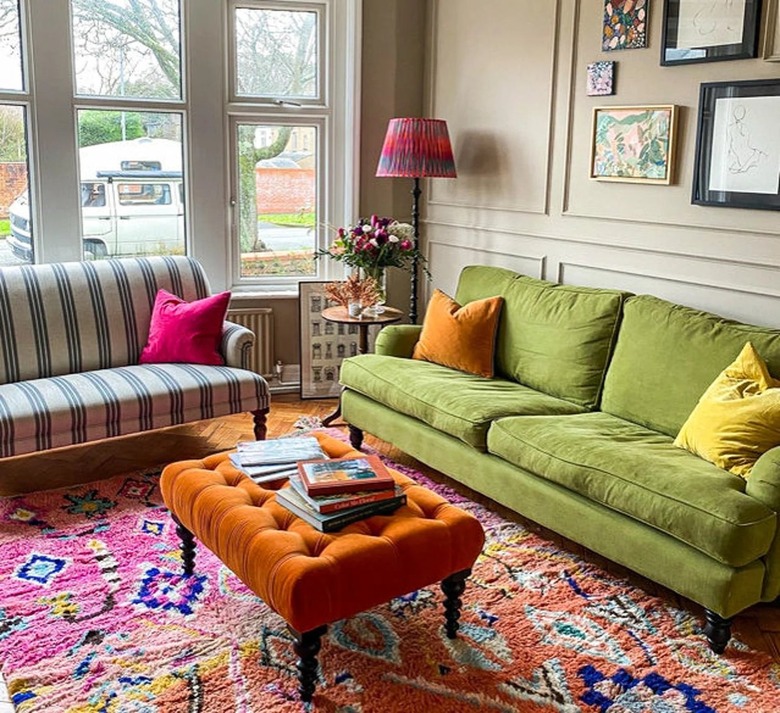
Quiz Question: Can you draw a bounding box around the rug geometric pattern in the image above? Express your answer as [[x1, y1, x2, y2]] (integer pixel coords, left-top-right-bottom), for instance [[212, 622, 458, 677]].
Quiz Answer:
[[0, 435, 778, 712]]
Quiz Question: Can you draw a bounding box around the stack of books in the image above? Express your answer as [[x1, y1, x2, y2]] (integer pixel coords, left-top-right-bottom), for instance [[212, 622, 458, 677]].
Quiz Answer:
[[230, 437, 326, 483], [275, 454, 406, 532]]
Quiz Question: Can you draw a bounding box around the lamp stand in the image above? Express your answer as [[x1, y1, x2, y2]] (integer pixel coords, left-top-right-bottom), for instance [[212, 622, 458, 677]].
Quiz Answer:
[[410, 177, 422, 324]]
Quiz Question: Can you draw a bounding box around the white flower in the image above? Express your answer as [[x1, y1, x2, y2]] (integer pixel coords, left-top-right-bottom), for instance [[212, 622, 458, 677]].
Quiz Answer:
[[369, 238, 379, 247], [388, 234, 399, 243], [362, 224, 372, 233]]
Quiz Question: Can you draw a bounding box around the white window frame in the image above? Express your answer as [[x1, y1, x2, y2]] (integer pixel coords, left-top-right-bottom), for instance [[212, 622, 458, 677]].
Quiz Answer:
[[6, 0, 360, 292], [223, 0, 361, 295]]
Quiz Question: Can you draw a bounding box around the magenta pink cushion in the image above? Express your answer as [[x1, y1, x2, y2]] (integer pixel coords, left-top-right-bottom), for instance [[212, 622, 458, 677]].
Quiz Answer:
[[140, 289, 231, 365]]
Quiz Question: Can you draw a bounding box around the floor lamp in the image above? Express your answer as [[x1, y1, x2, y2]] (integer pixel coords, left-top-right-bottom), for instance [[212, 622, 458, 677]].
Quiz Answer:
[[376, 118, 457, 324]]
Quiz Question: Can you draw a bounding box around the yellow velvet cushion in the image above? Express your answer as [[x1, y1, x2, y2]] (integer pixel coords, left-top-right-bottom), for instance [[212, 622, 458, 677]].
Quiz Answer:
[[412, 289, 503, 378], [674, 342, 780, 477]]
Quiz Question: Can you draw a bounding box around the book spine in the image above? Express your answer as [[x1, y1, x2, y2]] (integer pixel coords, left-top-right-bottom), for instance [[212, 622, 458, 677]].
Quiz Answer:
[[306, 479, 392, 497], [321, 496, 406, 532], [318, 490, 397, 514]]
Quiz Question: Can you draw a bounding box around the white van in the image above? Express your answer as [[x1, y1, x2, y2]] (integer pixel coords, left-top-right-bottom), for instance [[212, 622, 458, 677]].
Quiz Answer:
[[8, 137, 184, 262]]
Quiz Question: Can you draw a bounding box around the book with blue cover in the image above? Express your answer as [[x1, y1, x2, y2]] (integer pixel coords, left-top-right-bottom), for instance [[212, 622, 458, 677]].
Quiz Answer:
[[234, 436, 325, 466]]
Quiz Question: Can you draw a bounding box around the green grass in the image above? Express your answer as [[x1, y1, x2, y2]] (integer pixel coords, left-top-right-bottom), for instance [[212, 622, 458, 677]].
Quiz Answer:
[[0, 220, 9, 238], [260, 212, 316, 227]]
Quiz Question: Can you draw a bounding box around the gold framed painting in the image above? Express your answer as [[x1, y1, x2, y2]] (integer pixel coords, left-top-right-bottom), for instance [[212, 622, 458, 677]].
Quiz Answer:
[[589, 105, 678, 185]]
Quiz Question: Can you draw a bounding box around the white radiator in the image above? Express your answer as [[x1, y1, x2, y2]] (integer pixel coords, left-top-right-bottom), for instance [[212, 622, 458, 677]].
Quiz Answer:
[[227, 307, 274, 377]]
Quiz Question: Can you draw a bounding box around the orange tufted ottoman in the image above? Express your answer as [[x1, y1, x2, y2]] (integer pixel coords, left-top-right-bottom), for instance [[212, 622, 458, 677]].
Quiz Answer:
[[160, 432, 485, 702]]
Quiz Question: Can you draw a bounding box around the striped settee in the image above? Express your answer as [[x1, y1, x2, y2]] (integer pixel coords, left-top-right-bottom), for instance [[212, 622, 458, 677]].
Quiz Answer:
[[0, 256, 269, 458]]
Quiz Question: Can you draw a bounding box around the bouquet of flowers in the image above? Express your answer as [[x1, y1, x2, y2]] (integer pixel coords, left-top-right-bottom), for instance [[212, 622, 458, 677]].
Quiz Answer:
[[316, 215, 424, 281]]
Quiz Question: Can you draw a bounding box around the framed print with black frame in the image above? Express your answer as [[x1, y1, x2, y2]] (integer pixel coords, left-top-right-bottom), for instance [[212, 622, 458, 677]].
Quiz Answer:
[[661, 0, 762, 65], [298, 281, 379, 399], [692, 79, 780, 211]]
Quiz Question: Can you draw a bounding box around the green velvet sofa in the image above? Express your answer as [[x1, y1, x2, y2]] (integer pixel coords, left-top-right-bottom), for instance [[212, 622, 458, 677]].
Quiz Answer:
[[339, 265, 780, 653]]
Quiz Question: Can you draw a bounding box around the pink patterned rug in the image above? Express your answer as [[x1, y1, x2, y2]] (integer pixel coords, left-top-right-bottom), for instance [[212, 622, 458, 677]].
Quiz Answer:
[[0, 431, 779, 712]]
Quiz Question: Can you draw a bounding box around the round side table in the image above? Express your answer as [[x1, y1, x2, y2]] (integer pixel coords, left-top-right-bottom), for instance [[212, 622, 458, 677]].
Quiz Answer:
[[320, 305, 403, 426]]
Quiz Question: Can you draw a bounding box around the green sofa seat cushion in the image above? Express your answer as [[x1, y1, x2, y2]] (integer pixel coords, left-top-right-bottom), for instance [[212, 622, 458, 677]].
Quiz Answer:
[[601, 295, 780, 437], [340, 354, 586, 450], [487, 412, 776, 567]]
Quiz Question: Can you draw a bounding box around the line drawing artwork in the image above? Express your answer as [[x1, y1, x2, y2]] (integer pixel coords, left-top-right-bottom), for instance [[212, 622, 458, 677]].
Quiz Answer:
[[726, 104, 768, 175], [708, 96, 780, 195], [677, 0, 745, 48]]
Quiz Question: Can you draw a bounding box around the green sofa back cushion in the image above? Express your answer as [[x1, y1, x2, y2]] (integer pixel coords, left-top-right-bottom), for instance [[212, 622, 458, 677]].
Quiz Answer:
[[601, 295, 780, 437], [455, 266, 627, 408]]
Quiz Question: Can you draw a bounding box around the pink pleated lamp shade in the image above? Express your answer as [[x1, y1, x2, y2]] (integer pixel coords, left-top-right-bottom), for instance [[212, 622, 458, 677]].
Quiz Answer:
[[376, 118, 457, 178]]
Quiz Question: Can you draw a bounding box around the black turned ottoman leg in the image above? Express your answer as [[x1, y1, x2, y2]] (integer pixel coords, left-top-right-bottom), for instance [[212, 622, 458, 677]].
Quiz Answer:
[[348, 424, 364, 450], [252, 408, 269, 440], [441, 568, 471, 639], [172, 515, 196, 576], [289, 625, 328, 703], [703, 609, 732, 653]]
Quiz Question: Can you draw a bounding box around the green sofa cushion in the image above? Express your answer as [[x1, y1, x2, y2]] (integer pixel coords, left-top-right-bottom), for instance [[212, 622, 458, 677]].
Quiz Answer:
[[601, 295, 780, 437], [454, 266, 628, 408], [487, 412, 776, 567], [454, 265, 519, 305], [493, 277, 627, 408], [340, 354, 586, 450]]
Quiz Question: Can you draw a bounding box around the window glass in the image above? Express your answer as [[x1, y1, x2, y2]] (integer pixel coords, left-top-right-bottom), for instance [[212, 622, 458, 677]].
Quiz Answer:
[[1, 104, 30, 264], [70, 0, 182, 100], [76, 109, 184, 260], [117, 183, 171, 206], [0, 0, 23, 92], [234, 7, 318, 99], [237, 123, 316, 278]]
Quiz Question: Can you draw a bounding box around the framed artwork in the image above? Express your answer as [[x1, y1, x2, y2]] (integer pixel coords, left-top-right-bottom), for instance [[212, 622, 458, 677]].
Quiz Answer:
[[298, 282, 379, 399], [590, 105, 678, 184], [765, 0, 780, 60], [603, 0, 649, 51], [587, 61, 616, 96], [692, 79, 780, 211], [661, 0, 762, 65]]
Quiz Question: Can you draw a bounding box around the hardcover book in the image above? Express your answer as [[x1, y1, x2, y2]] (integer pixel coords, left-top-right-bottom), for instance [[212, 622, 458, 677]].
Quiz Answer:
[[275, 485, 404, 532], [297, 454, 395, 496], [235, 437, 325, 466], [289, 475, 404, 514]]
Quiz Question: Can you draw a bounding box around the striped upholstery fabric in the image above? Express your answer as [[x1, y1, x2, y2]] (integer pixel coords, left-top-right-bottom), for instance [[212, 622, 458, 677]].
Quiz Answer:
[[0, 364, 267, 457], [0, 257, 269, 457], [0, 256, 211, 383]]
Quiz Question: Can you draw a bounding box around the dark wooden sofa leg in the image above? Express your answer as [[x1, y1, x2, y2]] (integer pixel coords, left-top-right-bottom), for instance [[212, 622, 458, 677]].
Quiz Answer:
[[289, 625, 328, 703], [252, 408, 269, 440], [348, 424, 363, 450], [703, 609, 732, 653], [172, 515, 196, 576], [441, 568, 471, 639]]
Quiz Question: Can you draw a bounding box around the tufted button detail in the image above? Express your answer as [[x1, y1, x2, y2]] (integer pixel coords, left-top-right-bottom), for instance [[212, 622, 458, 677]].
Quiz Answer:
[[160, 433, 485, 634]]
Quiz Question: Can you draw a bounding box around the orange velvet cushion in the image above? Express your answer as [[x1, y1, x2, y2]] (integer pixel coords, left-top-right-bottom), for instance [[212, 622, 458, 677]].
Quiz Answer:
[[412, 289, 504, 377]]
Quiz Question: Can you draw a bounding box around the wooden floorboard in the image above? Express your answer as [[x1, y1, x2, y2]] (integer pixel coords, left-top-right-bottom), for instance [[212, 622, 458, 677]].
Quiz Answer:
[[2, 393, 778, 661]]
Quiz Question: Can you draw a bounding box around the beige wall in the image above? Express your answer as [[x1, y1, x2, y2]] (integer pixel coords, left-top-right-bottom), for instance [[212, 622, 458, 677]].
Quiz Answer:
[[424, 0, 780, 326]]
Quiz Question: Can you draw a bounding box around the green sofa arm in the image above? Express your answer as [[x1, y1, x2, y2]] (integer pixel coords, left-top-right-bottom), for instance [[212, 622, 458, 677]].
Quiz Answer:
[[747, 447, 780, 512], [374, 325, 422, 359]]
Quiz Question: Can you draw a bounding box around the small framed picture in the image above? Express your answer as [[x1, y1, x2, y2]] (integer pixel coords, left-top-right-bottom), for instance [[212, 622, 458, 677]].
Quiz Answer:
[[298, 281, 379, 399], [661, 0, 762, 65], [587, 61, 615, 96], [590, 105, 678, 184], [692, 79, 780, 211], [602, 0, 649, 51]]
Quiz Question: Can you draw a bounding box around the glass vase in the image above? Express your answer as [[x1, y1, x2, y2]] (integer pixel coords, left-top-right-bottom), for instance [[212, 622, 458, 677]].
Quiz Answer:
[[363, 266, 386, 315]]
